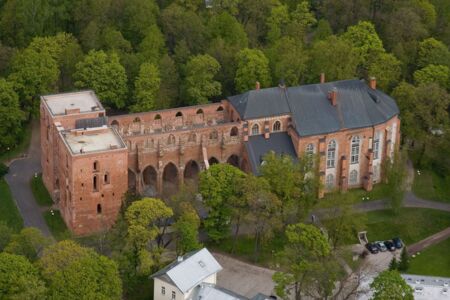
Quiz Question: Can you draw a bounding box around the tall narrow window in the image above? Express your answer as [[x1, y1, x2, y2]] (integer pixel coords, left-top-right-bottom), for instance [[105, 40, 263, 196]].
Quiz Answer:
[[273, 121, 281, 132], [97, 203, 102, 214], [327, 140, 336, 168], [326, 174, 335, 189], [350, 136, 360, 164], [306, 143, 314, 156], [93, 175, 98, 191], [171, 291, 176, 300], [93, 161, 99, 171], [104, 173, 110, 184], [349, 170, 358, 185], [251, 123, 260, 135], [161, 287, 165, 295], [373, 132, 381, 160]]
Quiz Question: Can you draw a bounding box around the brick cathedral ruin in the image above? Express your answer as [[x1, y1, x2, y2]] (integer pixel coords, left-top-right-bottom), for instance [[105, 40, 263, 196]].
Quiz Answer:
[[41, 77, 400, 235]]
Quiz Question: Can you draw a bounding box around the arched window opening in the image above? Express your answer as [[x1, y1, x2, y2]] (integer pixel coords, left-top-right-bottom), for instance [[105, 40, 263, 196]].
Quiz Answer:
[[349, 170, 358, 185], [176, 111, 183, 117], [327, 140, 337, 169], [133, 117, 141, 123], [104, 172, 110, 184], [93, 175, 98, 191], [351, 136, 360, 164], [230, 126, 239, 137], [97, 204, 102, 214], [216, 106, 224, 111], [154, 114, 161, 120], [93, 161, 99, 171], [326, 174, 335, 189], [209, 130, 218, 140], [251, 124, 260, 135], [196, 109, 204, 115], [111, 120, 119, 128], [273, 121, 281, 132], [188, 133, 197, 142], [208, 157, 219, 165], [168, 134, 176, 145]]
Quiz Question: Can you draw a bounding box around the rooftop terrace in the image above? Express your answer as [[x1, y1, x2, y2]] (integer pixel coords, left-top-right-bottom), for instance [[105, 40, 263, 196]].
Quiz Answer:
[[42, 90, 104, 116], [62, 126, 126, 155]]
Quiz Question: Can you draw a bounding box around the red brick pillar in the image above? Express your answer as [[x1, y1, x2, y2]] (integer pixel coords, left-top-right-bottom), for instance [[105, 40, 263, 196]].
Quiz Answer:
[[340, 156, 348, 192]]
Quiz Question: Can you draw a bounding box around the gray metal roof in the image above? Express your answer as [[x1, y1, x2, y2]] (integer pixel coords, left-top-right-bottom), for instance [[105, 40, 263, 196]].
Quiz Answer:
[[151, 248, 222, 293], [245, 132, 298, 175], [228, 79, 399, 137], [75, 117, 108, 129], [190, 283, 249, 300]]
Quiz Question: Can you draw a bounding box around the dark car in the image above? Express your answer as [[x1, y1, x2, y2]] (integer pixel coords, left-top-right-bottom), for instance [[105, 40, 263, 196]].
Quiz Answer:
[[366, 242, 379, 254], [384, 240, 396, 251], [392, 237, 403, 249]]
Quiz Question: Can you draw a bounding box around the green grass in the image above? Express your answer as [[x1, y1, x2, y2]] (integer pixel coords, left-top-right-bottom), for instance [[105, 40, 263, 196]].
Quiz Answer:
[[315, 183, 389, 209], [30, 174, 53, 206], [0, 122, 32, 163], [408, 238, 450, 277], [358, 208, 450, 245], [0, 179, 23, 231], [412, 169, 450, 203], [43, 209, 71, 241]]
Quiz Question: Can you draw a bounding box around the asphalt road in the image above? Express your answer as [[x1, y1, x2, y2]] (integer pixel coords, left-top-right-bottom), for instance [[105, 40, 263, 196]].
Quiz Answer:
[[4, 120, 51, 236]]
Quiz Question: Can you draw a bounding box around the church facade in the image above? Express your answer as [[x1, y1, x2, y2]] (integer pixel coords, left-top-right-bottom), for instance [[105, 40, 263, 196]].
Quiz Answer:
[[40, 77, 400, 235]]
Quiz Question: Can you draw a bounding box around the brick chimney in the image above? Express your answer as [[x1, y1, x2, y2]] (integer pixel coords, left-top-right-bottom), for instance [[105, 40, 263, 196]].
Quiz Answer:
[[328, 88, 337, 106], [369, 77, 376, 90], [320, 73, 325, 84], [255, 81, 260, 90]]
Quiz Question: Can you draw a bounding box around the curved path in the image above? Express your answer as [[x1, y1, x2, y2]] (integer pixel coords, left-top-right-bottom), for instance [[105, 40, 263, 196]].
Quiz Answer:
[[4, 121, 51, 237]]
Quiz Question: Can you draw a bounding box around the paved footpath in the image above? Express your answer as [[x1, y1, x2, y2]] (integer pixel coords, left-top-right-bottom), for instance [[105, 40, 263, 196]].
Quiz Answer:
[[4, 120, 51, 237], [407, 227, 450, 255]]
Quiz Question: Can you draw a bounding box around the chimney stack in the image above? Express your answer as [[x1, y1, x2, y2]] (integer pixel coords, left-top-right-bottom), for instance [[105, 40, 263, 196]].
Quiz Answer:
[[328, 88, 337, 106], [320, 73, 325, 84], [369, 77, 376, 90], [255, 81, 260, 90]]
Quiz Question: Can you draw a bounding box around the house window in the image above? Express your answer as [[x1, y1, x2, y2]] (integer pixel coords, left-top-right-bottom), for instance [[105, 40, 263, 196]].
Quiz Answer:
[[350, 136, 360, 164], [326, 174, 334, 189], [273, 121, 281, 132], [327, 140, 336, 168], [93, 161, 99, 171], [349, 170, 358, 185], [104, 173, 110, 184], [251, 124, 259, 135], [373, 132, 381, 160], [171, 291, 176, 300], [93, 175, 98, 191], [161, 286, 165, 295], [97, 203, 102, 214], [306, 143, 314, 156]]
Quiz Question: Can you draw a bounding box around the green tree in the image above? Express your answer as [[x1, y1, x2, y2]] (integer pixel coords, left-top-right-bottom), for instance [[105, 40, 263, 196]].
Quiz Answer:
[[414, 64, 449, 88], [208, 12, 248, 49], [39, 240, 122, 300], [417, 38, 450, 68], [0, 223, 13, 251], [4, 227, 50, 262], [266, 4, 290, 44], [131, 63, 161, 112], [157, 54, 180, 108], [398, 247, 410, 271], [367, 52, 402, 91], [235, 48, 271, 92], [122, 0, 159, 44], [383, 150, 407, 215], [0, 252, 47, 299], [0, 79, 24, 153], [313, 19, 332, 42], [308, 36, 359, 82], [183, 54, 221, 105], [273, 223, 331, 300], [138, 25, 167, 66], [199, 163, 246, 243], [8, 48, 59, 114], [389, 257, 398, 270], [286, 1, 317, 41], [391, 82, 421, 139], [74, 50, 128, 109], [174, 205, 202, 255], [370, 270, 413, 300]]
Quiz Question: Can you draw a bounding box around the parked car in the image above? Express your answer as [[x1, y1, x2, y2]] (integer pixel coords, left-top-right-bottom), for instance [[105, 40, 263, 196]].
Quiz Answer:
[[366, 242, 379, 254], [384, 240, 396, 251], [392, 237, 403, 249], [374, 241, 387, 252]]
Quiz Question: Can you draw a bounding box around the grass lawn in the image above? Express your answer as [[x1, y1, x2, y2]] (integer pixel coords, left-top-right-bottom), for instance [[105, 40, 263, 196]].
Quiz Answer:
[[358, 208, 450, 245], [315, 184, 389, 209], [30, 174, 53, 206], [0, 179, 23, 231], [0, 122, 32, 163], [412, 169, 450, 203], [43, 209, 71, 241], [408, 238, 450, 277]]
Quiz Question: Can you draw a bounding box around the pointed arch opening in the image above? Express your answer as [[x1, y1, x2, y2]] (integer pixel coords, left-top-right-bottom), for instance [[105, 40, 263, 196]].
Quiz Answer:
[[184, 160, 200, 183], [163, 162, 179, 196], [230, 126, 239, 137], [226, 154, 239, 167], [142, 166, 157, 196], [128, 169, 137, 192], [208, 157, 219, 166]]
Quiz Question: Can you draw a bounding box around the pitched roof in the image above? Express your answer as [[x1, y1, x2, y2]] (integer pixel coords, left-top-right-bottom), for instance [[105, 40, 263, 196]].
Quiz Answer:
[[151, 248, 222, 293], [228, 79, 399, 137], [244, 132, 298, 175], [190, 283, 249, 300]]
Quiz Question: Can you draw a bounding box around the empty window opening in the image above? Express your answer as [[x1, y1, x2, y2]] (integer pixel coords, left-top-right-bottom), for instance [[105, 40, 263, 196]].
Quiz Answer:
[[97, 204, 102, 214]]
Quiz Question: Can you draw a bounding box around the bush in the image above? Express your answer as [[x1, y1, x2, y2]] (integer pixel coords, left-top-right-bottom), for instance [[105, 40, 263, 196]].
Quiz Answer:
[[0, 163, 8, 178]]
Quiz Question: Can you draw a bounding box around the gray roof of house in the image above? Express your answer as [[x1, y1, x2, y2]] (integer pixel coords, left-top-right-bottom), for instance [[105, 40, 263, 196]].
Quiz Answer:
[[244, 132, 298, 175], [228, 79, 399, 137], [151, 248, 222, 293], [190, 283, 249, 300]]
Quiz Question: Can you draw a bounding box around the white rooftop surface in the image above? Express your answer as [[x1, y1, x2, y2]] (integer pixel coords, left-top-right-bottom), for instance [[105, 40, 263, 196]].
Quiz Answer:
[[190, 283, 246, 300], [43, 91, 103, 116], [166, 248, 223, 293], [63, 127, 125, 154]]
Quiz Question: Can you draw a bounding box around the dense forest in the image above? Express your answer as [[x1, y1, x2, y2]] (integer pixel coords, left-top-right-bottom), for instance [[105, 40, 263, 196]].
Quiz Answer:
[[0, 0, 449, 170]]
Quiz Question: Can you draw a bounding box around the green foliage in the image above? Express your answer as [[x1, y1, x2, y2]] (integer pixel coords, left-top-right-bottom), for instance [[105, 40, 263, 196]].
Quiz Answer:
[[174, 205, 202, 255], [43, 210, 71, 241], [3, 227, 51, 262], [74, 50, 128, 109], [39, 240, 122, 299], [389, 257, 398, 270], [0, 252, 47, 299], [157, 54, 179, 108], [122, 0, 159, 44], [417, 37, 450, 68], [0, 79, 24, 151], [370, 270, 413, 300], [342, 21, 384, 64], [367, 52, 402, 91], [414, 64, 449, 88], [30, 174, 53, 206], [131, 63, 161, 112], [235, 48, 271, 92], [0, 163, 8, 178], [138, 25, 167, 65], [398, 247, 410, 271], [183, 54, 221, 105], [199, 163, 246, 243], [383, 150, 408, 215], [0, 222, 13, 251], [0, 179, 23, 231], [208, 12, 248, 49]]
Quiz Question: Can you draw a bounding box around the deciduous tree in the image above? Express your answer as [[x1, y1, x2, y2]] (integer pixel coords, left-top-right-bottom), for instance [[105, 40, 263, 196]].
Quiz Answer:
[[0, 79, 24, 153], [4, 227, 50, 262], [174, 205, 202, 255], [235, 48, 271, 92], [370, 270, 413, 300], [417, 38, 450, 68], [131, 63, 161, 112], [414, 64, 449, 88]]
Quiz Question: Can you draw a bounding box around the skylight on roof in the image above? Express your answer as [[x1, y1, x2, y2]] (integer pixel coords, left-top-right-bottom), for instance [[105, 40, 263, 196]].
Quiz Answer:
[[198, 260, 206, 268]]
